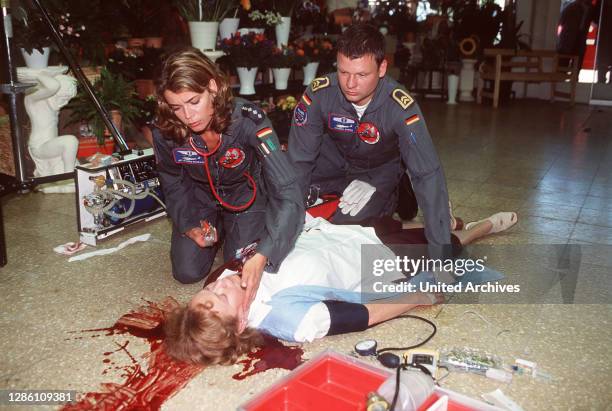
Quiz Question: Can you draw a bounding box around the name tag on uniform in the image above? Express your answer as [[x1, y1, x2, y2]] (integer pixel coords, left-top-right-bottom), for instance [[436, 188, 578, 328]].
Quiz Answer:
[[328, 114, 358, 133], [173, 149, 205, 164]]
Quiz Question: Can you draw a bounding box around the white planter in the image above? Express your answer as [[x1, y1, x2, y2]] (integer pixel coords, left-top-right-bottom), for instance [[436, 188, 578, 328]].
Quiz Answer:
[[459, 58, 477, 102], [302, 61, 319, 86], [272, 68, 291, 90], [219, 18, 239, 40], [21, 47, 50, 69], [275, 16, 291, 47], [447, 74, 459, 105], [188, 21, 219, 51], [236, 67, 258, 95]]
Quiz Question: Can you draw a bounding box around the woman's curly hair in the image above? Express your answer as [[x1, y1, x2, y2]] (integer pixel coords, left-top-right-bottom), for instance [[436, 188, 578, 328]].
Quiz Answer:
[[155, 47, 234, 144], [163, 301, 262, 366]]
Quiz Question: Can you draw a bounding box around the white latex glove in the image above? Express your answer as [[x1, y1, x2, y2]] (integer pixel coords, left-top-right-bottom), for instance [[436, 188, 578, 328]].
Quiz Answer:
[[338, 180, 376, 216]]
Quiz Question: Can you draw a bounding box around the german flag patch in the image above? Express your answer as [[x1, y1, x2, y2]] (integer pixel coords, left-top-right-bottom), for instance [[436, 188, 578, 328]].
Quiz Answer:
[[310, 76, 330, 92], [301, 93, 312, 106], [404, 114, 420, 126], [256, 127, 273, 138], [391, 88, 414, 109]]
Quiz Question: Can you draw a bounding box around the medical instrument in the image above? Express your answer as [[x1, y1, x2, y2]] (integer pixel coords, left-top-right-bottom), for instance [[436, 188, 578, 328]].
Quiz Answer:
[[189, 136, 257, 212]]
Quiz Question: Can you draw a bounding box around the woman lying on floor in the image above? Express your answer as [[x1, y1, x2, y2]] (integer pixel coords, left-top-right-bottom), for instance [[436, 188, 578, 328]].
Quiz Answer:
[[163, 212, 517, 365]]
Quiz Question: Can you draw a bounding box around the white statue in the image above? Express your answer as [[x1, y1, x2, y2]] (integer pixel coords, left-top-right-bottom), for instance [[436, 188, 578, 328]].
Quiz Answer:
[[19, 66, 79, 193]]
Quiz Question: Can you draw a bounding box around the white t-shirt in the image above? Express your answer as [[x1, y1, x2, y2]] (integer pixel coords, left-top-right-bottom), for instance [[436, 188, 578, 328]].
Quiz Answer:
[[352, 101, 370, 120], [217, 218, 403, 342]]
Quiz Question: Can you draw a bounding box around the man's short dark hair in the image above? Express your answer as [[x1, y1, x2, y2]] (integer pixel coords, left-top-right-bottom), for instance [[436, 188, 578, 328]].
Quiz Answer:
[[336, 23, 385, 66]]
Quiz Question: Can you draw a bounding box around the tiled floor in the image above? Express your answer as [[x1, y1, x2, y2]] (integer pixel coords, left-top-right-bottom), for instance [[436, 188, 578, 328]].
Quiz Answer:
[[1, 100, 611, 410]]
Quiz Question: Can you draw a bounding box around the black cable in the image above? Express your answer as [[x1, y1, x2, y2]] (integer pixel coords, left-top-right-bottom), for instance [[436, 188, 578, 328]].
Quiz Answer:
[[376, 314, 437, 354], [374, 315, 437, 411], [389, 363, 402, 411]]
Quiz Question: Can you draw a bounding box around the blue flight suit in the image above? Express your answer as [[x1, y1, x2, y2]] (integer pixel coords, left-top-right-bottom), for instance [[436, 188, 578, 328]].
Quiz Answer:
[[288, 73, 451, 249], [153, 98, 304, 283]]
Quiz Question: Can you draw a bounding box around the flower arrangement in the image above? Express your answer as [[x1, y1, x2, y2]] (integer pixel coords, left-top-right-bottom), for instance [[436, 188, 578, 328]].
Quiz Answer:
[[276, 95, 298, 111], [175, 0, 237, 22], [247, 9, 283, 27], [268, 46, 306, 68], [57, 13, 87, 51], [12, 12, 53, 54], [52, 0, 106, 64], [293, 37, 334, 63], [219, 32, 274, 69]]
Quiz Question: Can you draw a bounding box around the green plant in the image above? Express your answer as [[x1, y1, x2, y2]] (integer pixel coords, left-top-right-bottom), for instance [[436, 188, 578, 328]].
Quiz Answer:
[[174, 0, 237, 22], [67, 68, 143, 145]]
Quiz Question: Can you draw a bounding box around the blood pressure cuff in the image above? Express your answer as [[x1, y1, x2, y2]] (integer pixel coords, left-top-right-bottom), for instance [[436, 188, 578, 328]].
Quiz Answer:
[[322, 300, 369, 336]]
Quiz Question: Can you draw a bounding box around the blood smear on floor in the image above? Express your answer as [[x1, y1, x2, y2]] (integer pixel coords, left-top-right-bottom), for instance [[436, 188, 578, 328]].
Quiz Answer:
[[63, 297, 304, 410]]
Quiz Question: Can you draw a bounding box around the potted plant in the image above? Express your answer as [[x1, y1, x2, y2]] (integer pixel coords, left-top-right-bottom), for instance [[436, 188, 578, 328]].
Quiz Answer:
[[66, 68, 143, 155], [271, 0, 300, 47], [219, 31, 274, 95], [219, 1, 241, 40], [12, 12, 53, 69], [175, 0, 237, 51], [269, 46, 306, 90], [293, 37, 334, 85]]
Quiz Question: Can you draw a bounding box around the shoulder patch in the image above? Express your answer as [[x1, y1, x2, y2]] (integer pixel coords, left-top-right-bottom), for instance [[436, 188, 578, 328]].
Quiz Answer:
[[391, 88, 414, 109], [310, 76, 330, 92], [241, 103, 265, 125]]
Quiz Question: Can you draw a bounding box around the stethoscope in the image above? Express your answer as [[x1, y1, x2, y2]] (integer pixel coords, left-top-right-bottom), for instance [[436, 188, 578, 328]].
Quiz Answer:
[[189, 135, 257, 212]]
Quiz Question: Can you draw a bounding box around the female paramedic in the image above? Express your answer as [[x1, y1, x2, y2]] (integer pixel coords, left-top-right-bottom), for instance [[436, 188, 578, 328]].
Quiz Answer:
[[163, 211, 517, 365], [152, 48, 304, 313]]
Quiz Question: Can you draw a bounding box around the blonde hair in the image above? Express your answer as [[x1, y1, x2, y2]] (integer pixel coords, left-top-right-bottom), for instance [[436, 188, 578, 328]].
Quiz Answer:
[[155, 47, 234, 144], [163, 302, 261, 366]]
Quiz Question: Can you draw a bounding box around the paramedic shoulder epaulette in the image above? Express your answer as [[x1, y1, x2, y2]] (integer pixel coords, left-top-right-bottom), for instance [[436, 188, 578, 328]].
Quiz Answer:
[[391, 88, 414, 110], [310, 76, 330, 92], [241, 103, 265, 125]]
